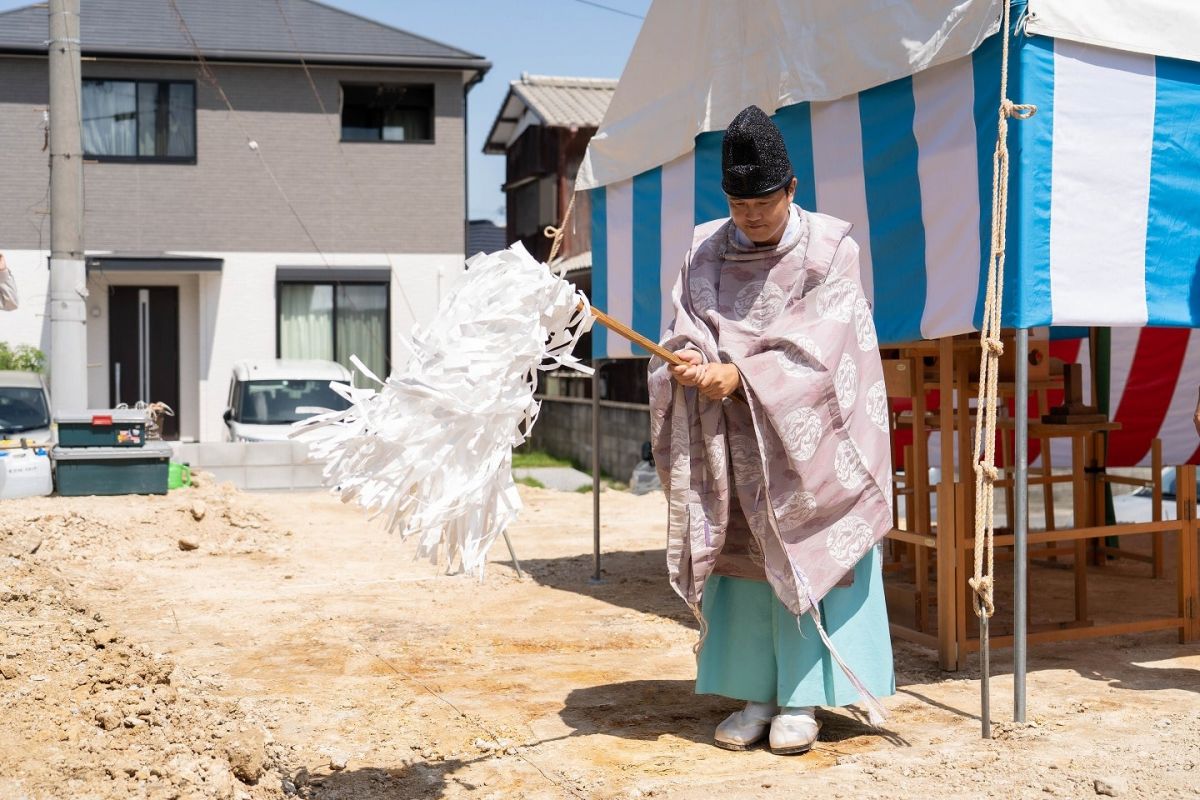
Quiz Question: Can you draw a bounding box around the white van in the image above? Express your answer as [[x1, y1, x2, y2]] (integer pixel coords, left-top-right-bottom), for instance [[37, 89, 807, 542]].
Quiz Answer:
[[0, 370, 53, 445], [223, 360, 352, 443]]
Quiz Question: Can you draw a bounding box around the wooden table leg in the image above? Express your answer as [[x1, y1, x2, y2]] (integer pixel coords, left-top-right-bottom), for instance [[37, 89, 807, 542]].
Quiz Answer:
[[1091, 433, 1109, 567], [1178, 465, 1199, 643], [957, 481, 971, 658], [1152, 439, 1164, 579], [1038, 388, 1056, 536], [1000, 404, 1016, 535], [911, 369, 931, 633], [936, 337, 959, 670], [1072, 435, 1089, 625]]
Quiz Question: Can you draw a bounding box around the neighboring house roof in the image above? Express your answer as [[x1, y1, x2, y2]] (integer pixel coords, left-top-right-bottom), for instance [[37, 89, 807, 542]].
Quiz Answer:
[[484, 73, 617, 154], [467, 219, 507, 255], [0, 0, 490, 72]]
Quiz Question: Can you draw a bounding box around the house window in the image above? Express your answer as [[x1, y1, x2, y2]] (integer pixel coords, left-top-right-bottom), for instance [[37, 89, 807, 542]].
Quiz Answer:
[[340, 83, 433, 142], [277, 281, 390, 380], [82, 79, 196, 161]]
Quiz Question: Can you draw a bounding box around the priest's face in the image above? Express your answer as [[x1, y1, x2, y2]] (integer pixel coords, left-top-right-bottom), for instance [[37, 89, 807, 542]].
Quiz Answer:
[[726, 177, 797, 246]]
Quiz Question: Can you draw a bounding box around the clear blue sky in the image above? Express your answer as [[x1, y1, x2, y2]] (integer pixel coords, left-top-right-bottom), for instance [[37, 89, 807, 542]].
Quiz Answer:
[[0, 0, 650, 223]]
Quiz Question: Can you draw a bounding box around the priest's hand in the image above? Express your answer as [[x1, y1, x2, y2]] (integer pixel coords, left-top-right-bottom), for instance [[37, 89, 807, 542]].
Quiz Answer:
[[698, 363, 741, 401], [669, 349, 706, 387]]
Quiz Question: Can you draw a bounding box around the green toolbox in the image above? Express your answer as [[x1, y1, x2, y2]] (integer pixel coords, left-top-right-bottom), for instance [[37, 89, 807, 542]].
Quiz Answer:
[[52, 442, 171, 496], [55, 410, 148, 448]]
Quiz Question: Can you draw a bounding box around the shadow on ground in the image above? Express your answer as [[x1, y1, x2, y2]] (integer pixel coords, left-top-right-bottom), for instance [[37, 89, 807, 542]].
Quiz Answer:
[[518, 548, 697, 626], [558, 678, 908, 749], [518, 549, 1200, 729], [303, 759, 477, 800]]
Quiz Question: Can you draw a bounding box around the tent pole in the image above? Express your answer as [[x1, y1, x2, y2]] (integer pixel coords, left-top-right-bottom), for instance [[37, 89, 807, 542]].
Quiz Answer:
[[591, 359, 604, 584], [1014, 327, 1029, 722], [981, 615, 990, 737]]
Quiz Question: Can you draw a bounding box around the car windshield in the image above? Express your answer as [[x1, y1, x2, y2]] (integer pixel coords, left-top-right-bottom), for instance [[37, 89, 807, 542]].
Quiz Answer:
[[235, 379, 349, 425], [0, 385, 51, 434]]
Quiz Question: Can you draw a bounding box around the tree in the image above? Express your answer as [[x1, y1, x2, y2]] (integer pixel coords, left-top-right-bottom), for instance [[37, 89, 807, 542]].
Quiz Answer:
[[0, 342, 46, 372]]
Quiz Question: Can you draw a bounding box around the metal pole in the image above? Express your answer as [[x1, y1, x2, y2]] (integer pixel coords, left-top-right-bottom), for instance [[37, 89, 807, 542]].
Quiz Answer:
[[591, 360, 603, 584], [48, 0, 89, 411], [501, 530, 524, 580], [981, 616, 990, 738], [1014, 327, 1030, 722]]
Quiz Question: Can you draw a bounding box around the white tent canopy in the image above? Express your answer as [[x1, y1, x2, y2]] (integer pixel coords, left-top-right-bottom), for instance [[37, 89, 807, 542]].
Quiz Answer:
[[1026, 0, 1200, 64], [576, 0, 1003, 191]]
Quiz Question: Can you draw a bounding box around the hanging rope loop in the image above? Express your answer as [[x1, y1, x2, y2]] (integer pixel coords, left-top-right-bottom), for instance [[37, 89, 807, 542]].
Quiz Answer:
[[1001, 98, 1038, 121], [971, 0, 1038, 623]]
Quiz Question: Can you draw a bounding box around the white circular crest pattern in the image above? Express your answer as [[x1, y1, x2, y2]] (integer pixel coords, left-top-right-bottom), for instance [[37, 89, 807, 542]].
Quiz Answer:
[[734, 281, 787, 331], [817, 278, 858, 323], [826, 515, 875, 568], [689, 275, 718, 312], [776, 335, 823, 378], [776, 491, 818, 529], [835, 353, 858, 409], [834, 438, 868, 489], [866, 380, 889, 432], [854, 298, 878, 351], [780, 408, 822, 461]]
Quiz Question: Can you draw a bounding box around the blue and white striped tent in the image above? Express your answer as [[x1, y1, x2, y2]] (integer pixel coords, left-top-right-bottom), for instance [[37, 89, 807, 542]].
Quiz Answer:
[[583, 0, 1200, 358]]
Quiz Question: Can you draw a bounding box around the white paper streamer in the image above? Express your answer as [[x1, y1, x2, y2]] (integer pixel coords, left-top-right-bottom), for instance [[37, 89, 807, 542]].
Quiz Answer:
[[294, 243, 594, 576]]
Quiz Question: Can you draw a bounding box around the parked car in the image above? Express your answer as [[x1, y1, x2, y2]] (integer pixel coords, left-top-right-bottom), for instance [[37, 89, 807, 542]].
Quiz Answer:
[[1112, 467, 1199, 524], [0, 370, 53, 444], [223, 360, 352, 443]]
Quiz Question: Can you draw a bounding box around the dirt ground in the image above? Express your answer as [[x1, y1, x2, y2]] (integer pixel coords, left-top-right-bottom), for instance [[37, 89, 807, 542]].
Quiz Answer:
[[1, 478, 1198, 800]]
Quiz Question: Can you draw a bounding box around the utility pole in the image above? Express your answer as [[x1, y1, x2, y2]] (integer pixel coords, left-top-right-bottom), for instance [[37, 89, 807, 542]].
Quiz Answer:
[[48, 0, 88, 411]]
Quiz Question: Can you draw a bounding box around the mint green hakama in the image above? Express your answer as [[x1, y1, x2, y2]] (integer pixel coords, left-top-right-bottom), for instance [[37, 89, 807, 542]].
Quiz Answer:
[[695, 545, 895, 708]]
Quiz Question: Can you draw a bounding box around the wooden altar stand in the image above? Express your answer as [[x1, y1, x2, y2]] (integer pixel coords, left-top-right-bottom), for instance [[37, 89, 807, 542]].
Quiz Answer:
[[882, 334, 1200, 671]]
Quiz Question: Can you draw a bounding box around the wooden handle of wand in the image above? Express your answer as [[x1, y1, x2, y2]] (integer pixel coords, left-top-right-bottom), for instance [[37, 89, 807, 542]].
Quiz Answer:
[[579, 301, 748, 405], [581, 301, 685, 366]]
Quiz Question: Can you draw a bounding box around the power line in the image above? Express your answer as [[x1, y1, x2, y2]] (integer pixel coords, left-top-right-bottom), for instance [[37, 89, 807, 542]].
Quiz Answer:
[[572, 0, 644, 21]]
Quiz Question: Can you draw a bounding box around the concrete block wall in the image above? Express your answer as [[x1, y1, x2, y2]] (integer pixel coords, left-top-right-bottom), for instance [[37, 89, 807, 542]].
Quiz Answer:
[[170, 441, 325, 491], [526, 397, 651, 483]]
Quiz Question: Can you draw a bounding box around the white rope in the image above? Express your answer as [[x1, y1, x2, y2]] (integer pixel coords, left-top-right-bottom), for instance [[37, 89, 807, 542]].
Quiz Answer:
[[971, 0, 1037, 620]]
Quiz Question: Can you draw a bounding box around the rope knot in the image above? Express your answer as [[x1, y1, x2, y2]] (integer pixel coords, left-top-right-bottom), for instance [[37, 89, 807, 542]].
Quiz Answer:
[[974, 461, 1000, 482], [1001, 98, 1038, 120], [969, 575, 996, 617], [984, 337, 1004, 356]]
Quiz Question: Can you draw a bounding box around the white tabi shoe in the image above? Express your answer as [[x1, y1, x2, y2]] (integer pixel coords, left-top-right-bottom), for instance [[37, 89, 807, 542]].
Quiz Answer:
[[713, 701, 779, 751], [769, 706, 821, 755]]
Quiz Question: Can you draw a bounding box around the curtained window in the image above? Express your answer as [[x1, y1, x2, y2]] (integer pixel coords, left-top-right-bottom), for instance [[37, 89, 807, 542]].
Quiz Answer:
[[83, 79, 196, 161], [277, 281, 389, 381], [340, 84, 433, 142]]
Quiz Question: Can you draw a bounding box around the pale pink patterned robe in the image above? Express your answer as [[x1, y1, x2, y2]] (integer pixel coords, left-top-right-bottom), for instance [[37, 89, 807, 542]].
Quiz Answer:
[[648, 206, 893, 722]]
